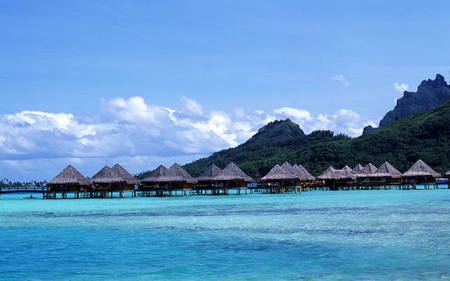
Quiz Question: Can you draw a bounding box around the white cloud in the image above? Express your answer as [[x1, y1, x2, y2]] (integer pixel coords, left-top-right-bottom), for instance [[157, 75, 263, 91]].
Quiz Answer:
[[274, 107, 312, 121], [394, 82, 409, 92], [331, 74, 350, 86], [0, 96, 376, 182]]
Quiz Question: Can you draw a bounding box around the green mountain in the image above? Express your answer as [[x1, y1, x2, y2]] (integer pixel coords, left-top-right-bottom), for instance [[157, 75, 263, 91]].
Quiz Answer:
[[364, 74, 450, 134], [183, 98, 450, 179]]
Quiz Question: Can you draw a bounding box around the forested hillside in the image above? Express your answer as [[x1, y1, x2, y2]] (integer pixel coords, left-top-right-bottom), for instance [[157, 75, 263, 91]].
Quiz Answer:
[[182, 99, 450, 179]]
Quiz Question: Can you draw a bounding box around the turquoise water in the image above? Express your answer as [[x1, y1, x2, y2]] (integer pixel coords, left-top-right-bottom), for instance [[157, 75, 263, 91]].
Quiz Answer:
[[1, 189, 450, 280]]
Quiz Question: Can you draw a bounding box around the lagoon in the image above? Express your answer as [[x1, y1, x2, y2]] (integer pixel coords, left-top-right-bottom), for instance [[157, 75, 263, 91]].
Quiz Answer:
[[1, 189, 450, 280]]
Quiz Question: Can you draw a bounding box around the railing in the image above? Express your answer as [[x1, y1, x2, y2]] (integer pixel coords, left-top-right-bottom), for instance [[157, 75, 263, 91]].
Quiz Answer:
[[0, 186, 48, 193]]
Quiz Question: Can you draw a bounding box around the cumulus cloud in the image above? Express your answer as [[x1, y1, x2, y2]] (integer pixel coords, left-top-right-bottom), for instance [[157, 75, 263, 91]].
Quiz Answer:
[[394, 82, 409, 92], [0, 96, 376, 181], [331, 74, 350, 86], [274, 107, 375, 137]]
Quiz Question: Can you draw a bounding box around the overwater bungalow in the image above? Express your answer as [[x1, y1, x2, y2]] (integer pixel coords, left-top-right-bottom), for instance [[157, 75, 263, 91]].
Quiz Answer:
[[140, 164, 195, 196], [352, 163, 378, 189], [46, 165, 91, 199], [317, 166, 356, 190], [366, 162, 402, 189], [260, 161, 314, 193], [402, 159, 441, 189], [261, 163, 296, 193], [212, 162, 252, 195], [111, 163, 141, 192], [90, 164, 139, 198], [91, 166, 122, 198], [194, 164, 223, 195]]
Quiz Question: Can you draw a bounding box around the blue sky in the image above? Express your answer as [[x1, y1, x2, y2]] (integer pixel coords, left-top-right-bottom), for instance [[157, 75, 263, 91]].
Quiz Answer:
[[1, 0, 449, 182]]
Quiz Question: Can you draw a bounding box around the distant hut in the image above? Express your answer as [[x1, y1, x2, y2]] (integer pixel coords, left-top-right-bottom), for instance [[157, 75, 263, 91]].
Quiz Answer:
[[402, 159, 441, 189], [111, 164, 140, 191], [213, 162, 252, 195], [293, 164, 316, 181], [363, 163, 378, 175], [317, 166, 338, 190], [166, 163, 196, 194], [194, 164, 223, 195], [354, 163, 378, 188], [367, 162, 402, 188], [317, 166, 356, 190], [90, 164, 139, 197], [281, 161, 314, 192], [46, 165, 91, 199], [261, 163, 297, 193], [140, 164, 195, 196], [196, 164, 222, 182], [351, 164, 365, 177]]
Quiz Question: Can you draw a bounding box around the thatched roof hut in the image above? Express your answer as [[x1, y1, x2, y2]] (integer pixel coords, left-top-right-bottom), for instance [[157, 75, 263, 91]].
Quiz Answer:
[[369, 162, 402, 178], [167, 163, 196, 183], [91, 166, 123, 184], [261, 164, 296, 181], [214, 162, 253, 182], [141, 164, 195, 183], [351, 164, 365, 177], [318, 166, 355, 180], [48, 165, 91, 186], [363, 163, 378, 175], [403, 159, 441, 178], [293, 164, 316, 181], [339, 165, 356, 180], [195, 164, 222, 181], [141, 165, 169, 183], [317, 166, 337, 180], [445, 169, 450, 178], [111, 164, 140, 185]]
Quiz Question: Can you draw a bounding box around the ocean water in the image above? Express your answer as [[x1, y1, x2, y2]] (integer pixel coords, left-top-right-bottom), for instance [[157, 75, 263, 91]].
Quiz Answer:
[[1, 189, 450, 281]]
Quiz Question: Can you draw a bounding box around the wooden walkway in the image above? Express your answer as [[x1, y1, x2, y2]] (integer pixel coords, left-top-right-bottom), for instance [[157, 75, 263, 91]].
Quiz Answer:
[[0, 186, 47, 199]]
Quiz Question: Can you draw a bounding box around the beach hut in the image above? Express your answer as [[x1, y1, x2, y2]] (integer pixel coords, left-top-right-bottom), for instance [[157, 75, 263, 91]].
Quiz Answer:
[[213, 162, 252, 195], [194, 164, 223, 195], [402, 159, 441, 189], [293, 164, 316, 181], [352, 163, 378, 189], [90, 164, 140, 198], [91, 165, 122, 198], [140, 164, 195, 196], [261, 163, 298, 193], [317, 166, 356, 190], [111, 163, 140, 192], [46, 165, 91, 199], [166, 163, 196, 195], [367, 162, 402, 189]]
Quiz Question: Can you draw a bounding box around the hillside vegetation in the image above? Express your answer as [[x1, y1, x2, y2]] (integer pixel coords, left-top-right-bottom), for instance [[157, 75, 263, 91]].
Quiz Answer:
[[182, 94, 450, 179]]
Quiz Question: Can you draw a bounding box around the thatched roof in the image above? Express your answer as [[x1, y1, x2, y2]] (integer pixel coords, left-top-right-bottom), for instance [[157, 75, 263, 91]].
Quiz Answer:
[[445, 169, 450, 177], [317, 166, 356, 180], [141, 165, 169, 183], [317, 166, 337, 180], [369, 162, 402, 178], [167, 163, 196, 183], [111, 164, 141, 185], [261, 164, 296, 180], [91, 166, 123, 184], [195, 164, 222, 181], [214, 162, 253, 182], [48, 165, 91, 185], [293, 164, 316, 181], [351, 164, 365, 177], [141, 164, 196, 183], [363, 163, 378, 175], [402, 159, 441, 178], [340, 165, 355, 178]]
